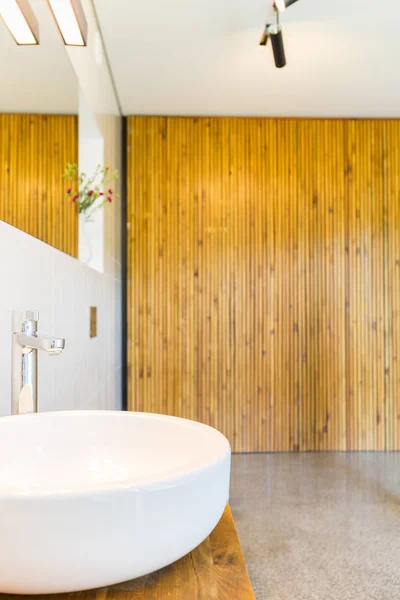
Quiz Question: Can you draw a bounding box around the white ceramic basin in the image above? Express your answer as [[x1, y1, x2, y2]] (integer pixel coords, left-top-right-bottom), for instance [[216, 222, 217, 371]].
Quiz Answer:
[[0, 411, 231, 594]]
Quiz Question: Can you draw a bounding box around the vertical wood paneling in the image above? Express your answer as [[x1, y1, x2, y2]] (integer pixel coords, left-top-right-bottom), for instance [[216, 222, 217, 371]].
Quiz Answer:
[[274, 119, 299, 451], [345, 120, 385, 450], [0, 114, 78, 257], [127, 116, 400, 453], [297, 120, 347, 451], [384, 120, 400, 450]]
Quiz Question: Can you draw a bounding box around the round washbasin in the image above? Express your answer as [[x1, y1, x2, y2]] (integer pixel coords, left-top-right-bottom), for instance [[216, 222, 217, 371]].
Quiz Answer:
[[0, 411, 231, 594]]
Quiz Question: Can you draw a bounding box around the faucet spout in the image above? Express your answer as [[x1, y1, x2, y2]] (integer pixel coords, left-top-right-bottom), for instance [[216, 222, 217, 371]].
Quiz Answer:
[[17, 333, 65, 356]]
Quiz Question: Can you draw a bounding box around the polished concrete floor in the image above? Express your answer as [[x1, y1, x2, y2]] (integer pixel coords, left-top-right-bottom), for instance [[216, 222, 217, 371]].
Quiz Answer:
[[230, 454, 400, 600]]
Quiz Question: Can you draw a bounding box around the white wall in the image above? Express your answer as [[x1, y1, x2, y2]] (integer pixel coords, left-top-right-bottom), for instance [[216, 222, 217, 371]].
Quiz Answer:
[[0, 218, 122, 417]]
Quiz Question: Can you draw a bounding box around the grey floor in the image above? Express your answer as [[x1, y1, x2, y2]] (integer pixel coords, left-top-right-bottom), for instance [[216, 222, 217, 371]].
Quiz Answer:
[[230, 454, 400, 600]]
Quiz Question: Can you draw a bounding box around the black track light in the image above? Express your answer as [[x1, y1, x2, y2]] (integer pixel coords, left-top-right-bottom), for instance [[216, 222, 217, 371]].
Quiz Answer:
[[270, 27, 286, 68], [259, 23, 286, 68], [260, 0, 299, 68]]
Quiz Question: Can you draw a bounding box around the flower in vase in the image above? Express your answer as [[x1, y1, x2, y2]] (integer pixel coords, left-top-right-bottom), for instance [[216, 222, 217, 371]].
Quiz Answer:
[[63, 163, 119, 219]]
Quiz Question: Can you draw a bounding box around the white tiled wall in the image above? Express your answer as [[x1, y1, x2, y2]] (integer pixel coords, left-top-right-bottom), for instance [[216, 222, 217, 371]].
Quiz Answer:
[[0, 216, 122, 417]]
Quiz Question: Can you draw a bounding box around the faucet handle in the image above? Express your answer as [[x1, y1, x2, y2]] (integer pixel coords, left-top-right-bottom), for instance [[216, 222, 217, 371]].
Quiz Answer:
[[12, 310, 39, 333]]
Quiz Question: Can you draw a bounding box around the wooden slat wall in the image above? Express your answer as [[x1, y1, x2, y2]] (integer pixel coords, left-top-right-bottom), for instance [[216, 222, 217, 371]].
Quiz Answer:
[[0, 114, 78, 257], [384, 120, 400, 450], [127, 116, 400, 453]]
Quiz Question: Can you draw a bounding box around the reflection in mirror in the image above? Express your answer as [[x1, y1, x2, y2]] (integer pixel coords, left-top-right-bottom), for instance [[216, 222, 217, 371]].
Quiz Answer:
[[76, 90, 105, 271], [0, 0, 79, 257]]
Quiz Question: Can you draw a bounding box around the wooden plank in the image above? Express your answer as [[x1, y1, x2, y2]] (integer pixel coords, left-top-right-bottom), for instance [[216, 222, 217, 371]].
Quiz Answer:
[[384, 119, 400, 450], [0, 506, 255, 600], [0, 113, 78, 257], [345, 120, 385, 450]]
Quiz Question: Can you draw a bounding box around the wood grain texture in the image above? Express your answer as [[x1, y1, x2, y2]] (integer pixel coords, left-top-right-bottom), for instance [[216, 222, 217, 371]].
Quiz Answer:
[[0, 505, 254, 600], [384, 120, 400, 451], [0, 114, 78, 257], [127, 116, 400, 452]]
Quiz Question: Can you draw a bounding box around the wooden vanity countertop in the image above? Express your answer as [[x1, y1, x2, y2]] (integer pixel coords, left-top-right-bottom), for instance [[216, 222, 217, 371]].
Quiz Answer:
[[1, 505, 255, 600]]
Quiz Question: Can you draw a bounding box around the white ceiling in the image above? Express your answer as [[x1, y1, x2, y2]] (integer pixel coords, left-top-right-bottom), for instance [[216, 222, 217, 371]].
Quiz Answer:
[[93, 0, 400, 117], [0, 0, 78, 114]]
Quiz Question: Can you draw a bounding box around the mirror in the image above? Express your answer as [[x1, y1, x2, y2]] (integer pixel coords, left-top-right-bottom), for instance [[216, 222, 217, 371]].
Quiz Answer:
[[0, 0, 79, 257]]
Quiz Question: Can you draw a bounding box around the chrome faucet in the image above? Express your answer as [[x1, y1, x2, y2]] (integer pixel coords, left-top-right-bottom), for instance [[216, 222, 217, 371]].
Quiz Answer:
[[11, 310, 65, 415]]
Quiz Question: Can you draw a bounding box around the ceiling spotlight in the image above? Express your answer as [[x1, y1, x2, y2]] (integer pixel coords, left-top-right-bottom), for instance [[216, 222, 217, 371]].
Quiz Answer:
[[0, 0, 39, 45], [47, 0, 87, 46], [260, 23, 286, 68], [274, 0, 300, 11], [260, 0, 299, 68], [269, 25, 286, 68]]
